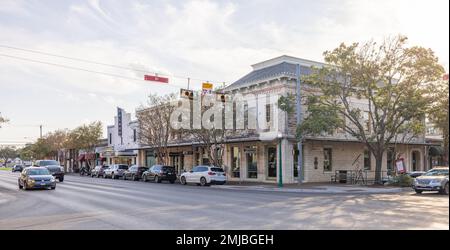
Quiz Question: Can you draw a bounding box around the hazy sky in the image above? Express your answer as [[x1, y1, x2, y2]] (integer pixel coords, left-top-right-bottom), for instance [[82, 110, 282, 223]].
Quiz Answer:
[[0, 0, 449, 146]]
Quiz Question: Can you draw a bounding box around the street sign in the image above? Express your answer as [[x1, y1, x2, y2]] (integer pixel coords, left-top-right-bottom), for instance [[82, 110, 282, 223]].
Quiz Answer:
[[144, 74, 169, 83], [180, 88, 194, 99], [117, 107, 123, 137], [202, 82, 213, 94]]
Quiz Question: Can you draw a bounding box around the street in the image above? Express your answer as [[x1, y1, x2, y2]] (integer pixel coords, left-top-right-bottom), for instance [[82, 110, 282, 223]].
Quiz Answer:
[[0, 171, 448, 230]]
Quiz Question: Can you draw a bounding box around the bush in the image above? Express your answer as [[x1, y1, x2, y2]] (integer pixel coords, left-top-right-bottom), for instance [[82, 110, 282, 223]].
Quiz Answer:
[[388, 174, 413, 187]]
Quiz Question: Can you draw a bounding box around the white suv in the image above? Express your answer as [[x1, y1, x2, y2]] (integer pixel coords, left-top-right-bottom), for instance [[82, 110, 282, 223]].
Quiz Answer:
[[180, 165, 227, 186]]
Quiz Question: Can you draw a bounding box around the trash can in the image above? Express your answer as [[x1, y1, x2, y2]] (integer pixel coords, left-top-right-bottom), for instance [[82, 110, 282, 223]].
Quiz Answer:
[[339, 170, 348, 184]]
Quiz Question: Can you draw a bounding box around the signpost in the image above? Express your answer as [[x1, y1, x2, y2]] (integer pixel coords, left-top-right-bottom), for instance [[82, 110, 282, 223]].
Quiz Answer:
[[144, 74, 169, 83]]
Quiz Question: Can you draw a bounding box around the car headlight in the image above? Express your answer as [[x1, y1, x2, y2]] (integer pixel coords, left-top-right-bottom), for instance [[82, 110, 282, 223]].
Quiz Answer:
[[28, 178, 35, 183], [430, 179, 442, 184], [60, 167, 64, 172], [51, 176, 56, 182]]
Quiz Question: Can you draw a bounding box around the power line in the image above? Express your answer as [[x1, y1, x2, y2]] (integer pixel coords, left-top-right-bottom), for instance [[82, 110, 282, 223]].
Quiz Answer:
[[0, 53, 185, 89], [0, 44, 231, 85]]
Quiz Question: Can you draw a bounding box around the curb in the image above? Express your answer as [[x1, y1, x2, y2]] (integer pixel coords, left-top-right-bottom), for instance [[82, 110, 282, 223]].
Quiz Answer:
[[210, 185, 406, 194]]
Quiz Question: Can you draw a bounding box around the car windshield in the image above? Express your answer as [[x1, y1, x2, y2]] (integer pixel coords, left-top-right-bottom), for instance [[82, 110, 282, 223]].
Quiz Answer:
[[39, 160, 59, 166], [28, 169, 50, 175], [162, 166, 174, 171], [211, 167, 224, 172], [118, 165, 128, 170], [424, 169, 449, 176]]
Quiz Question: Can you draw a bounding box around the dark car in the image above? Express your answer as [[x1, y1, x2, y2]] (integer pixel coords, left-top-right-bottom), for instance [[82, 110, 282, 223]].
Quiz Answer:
[[91, 165, 109, 178], [142, 165, 177, 183], [122, 165, 149, 181], [12, 164, 24, 172], [18, 167, 56, 190], [35, 160, 65, 182]]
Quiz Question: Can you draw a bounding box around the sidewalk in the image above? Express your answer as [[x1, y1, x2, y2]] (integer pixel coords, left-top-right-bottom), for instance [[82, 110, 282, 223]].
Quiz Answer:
[[211, 181, 408, 194]]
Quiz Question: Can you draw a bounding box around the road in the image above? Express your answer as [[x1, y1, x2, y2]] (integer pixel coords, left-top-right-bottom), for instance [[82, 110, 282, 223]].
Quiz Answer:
[[0, 171, 448, 230]]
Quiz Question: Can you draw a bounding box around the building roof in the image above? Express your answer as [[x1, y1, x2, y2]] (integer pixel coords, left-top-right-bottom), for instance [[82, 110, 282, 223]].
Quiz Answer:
[[225, 55, 324, 91]]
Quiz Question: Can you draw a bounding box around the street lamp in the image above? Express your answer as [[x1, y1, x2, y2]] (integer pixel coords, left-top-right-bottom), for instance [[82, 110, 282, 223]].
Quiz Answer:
[[277, 132, 283, 188]]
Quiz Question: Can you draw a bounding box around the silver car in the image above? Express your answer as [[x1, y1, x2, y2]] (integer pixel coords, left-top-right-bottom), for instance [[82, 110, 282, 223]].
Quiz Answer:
[[103, 164, 129, 179], [413, 167, 449, 195]]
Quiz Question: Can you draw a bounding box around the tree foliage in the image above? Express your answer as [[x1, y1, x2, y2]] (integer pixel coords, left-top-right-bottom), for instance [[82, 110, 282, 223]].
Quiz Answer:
[[0, 112, 8, 128], [301, 35, 445, 183], [427, 79, 449, 165], [137, 93, 177, 165]]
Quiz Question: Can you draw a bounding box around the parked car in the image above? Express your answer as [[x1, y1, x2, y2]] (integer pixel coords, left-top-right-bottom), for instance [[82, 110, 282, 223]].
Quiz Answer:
[[142, 165, 177, 183], [34, 160, 65, 182], [123, 165, 148, 181], [413, 167, 449, 195], [91, 165, 109, 178], [18, 167, 56, 190], [180, 165, 226, 186], [103, 164, 129, 179], [407, 171, 426, 178], [11, 164, 24, 172]]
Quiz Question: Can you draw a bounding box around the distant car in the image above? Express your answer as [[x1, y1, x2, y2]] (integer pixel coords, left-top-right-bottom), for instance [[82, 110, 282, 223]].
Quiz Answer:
[[122, 165, 148, 181], [180, 165, 226, 186], [103, 164, 129, 179], [142, 165, 177, 183], [413, 167, 449, 195], [11, 164, 24, 172], [91, 165, 109, 178], [34, 160, 65, 182], [18, 167, 56, 190], [407, 171, 426, 178]]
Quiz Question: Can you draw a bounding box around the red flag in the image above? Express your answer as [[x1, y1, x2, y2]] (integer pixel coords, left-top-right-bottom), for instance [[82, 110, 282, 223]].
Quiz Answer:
[[443, 74, 449, 81], [144, 75, 169, 83]]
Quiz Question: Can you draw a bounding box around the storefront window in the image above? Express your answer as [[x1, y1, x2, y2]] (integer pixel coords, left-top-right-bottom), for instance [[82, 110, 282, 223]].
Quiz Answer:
[[231, 146, 240, 178], [146, 151, 156, 168], [323, 148, 332, 172], [267, 147, 277, 178], [246, 146, 257, 179], [364, 150, 371, 170]]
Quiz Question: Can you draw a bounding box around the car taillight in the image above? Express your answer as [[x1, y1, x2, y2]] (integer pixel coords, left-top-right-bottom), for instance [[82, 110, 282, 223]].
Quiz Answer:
[[223, 173, 226, 176], [208, 172, 215, 175]]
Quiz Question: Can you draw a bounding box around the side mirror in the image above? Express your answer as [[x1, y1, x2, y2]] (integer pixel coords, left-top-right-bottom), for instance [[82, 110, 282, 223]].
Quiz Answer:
[[189, 170, 194, 173]]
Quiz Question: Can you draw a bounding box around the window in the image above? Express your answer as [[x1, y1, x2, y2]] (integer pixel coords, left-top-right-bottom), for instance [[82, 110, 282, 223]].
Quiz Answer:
[[133, 129, 137, 142], [246, 146, 258, 178], [231, 146, 240, 178], [109, 133, 112, 144], [266, 104, 271, 123], [387, 147, 395, 173], [364, 150, 371, 170], [363, 111, 371, 133], [323, 148, 332, 172]]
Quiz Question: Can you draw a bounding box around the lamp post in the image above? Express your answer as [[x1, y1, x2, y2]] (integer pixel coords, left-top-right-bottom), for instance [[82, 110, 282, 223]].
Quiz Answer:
[[278, 132, 283, 188]]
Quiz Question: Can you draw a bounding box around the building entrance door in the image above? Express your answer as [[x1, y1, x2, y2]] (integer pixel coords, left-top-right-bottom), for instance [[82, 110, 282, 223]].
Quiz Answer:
[[267, 147, 277, 179]]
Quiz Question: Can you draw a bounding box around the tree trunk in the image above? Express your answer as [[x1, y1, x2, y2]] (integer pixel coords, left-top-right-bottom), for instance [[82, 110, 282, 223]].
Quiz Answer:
[[374, 152, 384, 185]]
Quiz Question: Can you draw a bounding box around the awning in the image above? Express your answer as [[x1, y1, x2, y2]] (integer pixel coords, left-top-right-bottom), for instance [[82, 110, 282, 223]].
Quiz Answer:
[[429, 146, 444, 156]]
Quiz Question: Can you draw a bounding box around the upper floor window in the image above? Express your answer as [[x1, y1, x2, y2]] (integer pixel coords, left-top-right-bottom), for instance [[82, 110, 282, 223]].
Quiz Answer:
[[109, 133, 112, 144], [133, 129, 137, 142]]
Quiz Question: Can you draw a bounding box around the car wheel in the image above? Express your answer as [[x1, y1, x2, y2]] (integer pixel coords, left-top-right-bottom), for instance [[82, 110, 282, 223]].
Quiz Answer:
[[23, 181, 28, 191], [91, 173, 94, 178], [142, 174, 147, 182], [51, 186, 56, 190], [18, 181, 23, 189], [415, 189, 423, 194], [155, 175, 161, 183], [112, 173, 115, 179], [180, 176, 187, 185], [59, 177, 64, 182], [442, 183, 449, 195], [200, 177, 207, 186]]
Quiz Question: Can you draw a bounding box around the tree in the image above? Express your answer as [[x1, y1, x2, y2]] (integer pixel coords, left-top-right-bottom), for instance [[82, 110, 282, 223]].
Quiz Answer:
[[0, 146, 18, 160], [137, 93, 177, 165], [427, 79, 449, 165], [67, 122, 103, 152], [0, 112, 8, 128], [299, 35, 445, 184], [182, 94, 228, 168]]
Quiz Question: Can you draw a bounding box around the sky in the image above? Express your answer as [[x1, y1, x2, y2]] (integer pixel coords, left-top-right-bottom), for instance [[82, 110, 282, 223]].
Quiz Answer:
[[0, 0, 449, 146]]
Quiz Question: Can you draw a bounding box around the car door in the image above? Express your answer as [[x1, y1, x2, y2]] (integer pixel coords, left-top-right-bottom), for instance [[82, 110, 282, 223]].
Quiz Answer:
[[152, 166, 160, 180], [187, 166, 198, 183]]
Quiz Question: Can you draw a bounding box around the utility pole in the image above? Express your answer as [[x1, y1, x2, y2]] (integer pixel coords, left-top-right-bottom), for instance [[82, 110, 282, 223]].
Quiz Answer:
[[296, 64, 303, 184]]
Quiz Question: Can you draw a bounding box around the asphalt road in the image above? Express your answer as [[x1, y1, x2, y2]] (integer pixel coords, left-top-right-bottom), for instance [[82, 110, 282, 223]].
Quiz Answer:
[[0, 171, 448, 229]]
